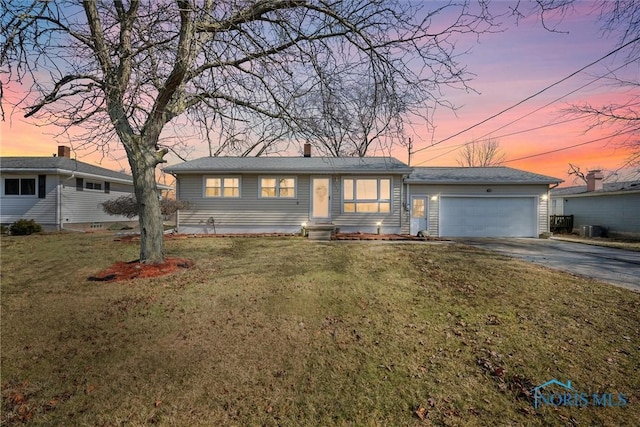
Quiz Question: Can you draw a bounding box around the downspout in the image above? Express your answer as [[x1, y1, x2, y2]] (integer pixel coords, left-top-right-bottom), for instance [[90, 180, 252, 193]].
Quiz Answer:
[[56, 175, 61, 230], [401, 174, 409, 234], [169, 172, 179, 233]]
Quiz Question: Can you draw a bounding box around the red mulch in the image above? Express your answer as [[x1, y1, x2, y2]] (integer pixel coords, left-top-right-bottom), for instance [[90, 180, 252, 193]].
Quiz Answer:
[[333, 232, 445, 241], [115, 232, 445, 243], [88, 257, 193, 282]]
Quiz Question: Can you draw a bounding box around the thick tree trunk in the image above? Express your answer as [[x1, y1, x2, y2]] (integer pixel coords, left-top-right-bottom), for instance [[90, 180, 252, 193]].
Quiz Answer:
[[130, 149, 165, 264]]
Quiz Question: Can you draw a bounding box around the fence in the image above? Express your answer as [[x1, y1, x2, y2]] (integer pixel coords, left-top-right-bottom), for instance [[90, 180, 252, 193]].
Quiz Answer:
[[550, 215, 574, 233]]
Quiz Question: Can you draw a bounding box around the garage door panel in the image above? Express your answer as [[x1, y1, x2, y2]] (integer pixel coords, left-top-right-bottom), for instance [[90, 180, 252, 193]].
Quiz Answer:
[[440, 197, 537, 237]]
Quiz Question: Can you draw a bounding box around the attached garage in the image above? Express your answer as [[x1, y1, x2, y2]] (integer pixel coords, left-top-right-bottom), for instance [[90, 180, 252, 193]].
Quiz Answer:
[[439, 196, 537, 237], [404, 167, 563, 238]]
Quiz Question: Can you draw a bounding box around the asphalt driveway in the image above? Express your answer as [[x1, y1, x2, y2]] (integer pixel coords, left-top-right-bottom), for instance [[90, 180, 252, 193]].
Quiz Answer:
[[455, 238, 640, 292]]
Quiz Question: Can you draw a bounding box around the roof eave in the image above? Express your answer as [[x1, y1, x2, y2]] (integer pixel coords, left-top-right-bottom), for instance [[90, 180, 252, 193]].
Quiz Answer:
[[165, 168, 412, 175], [553, 189, 640, 198], [404, 179, 562, 185], [1, 167, 172, 189]]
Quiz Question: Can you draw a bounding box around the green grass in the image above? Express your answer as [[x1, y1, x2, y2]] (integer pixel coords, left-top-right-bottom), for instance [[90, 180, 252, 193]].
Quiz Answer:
[[1, 233, 638, 426]]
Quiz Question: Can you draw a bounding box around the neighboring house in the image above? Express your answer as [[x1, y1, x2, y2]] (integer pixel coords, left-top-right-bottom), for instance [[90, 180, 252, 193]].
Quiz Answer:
[[551, 170, 640, 239], [165, 146, 562, 237], [1, 146, 171, 231]]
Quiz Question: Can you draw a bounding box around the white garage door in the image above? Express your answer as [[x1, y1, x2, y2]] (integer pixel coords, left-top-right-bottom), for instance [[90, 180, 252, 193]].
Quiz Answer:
[[440, 196, 537, 237]]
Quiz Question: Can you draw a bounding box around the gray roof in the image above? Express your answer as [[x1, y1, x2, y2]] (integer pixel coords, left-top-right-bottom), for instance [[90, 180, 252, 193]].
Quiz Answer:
[[405, 166, 562, 185], [0, 156, 172, 189], [551, 180, 640, 196], [164, 156, 413, 174]]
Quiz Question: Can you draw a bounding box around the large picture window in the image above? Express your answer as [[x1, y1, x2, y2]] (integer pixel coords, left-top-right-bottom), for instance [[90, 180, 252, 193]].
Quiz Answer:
[[4, 178, 36, 196], [260, 177, 296, 198], [205, 177, 240, 197], [343, 178, 391, 213]]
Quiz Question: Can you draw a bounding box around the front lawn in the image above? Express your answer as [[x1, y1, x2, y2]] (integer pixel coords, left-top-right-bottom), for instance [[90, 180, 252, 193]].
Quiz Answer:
[[1, 233, 638, 426]]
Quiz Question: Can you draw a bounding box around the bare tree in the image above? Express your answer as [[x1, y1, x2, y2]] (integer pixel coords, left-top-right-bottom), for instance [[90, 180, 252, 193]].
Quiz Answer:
[[567, 163, 619, 184], [293, 67, 410, 157], [520, 0, 640, 166], [1, 0, 501, 263], [567, 163, 588, 184], [457, 138, 505, 167]]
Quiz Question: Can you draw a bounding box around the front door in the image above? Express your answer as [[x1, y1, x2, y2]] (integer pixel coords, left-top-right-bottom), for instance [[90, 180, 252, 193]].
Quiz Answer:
[[311, 177, 331, 221], [410, 196, 427, 235]]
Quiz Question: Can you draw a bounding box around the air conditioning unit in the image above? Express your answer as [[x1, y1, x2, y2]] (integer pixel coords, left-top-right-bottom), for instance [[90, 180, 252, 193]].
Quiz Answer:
[[581, 225, 602, 237]]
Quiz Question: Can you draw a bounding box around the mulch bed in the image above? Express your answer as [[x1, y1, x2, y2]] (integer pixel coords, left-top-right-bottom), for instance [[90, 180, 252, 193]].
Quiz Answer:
[[115, 232, 445, 242], [88, 258, 193, 282], [114, 233, 298, 243], [333, 232, 445, 241]]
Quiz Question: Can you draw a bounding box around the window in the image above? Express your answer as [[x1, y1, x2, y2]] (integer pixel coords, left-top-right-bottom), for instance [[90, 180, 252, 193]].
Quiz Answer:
[[205, 177, 240, 197], [4, 178, 36, 196], [343, 178, 391, 213], [260, 177, 296, 198], [38, 175, 46, 199], [86, 181, 102, 191]]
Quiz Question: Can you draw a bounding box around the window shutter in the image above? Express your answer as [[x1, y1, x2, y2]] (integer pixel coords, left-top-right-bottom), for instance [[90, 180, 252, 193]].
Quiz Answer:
[[76, 177, 84, 191], [104, 182, 110, 194], [38, 175, 46, 198]]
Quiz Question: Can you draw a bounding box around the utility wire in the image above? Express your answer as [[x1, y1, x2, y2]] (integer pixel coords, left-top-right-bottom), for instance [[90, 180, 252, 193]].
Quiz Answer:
[[501, 128, 638, 163], [414, 116, 584, 166], [411, 36, 640, 156]]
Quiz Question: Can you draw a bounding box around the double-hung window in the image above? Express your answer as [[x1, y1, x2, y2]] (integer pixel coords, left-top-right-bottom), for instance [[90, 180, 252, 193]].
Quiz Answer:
[[205, 177, 240, 197], [260, 177, 296, 198], [343, 178, 391, 213], [4, 178, 36, 196]]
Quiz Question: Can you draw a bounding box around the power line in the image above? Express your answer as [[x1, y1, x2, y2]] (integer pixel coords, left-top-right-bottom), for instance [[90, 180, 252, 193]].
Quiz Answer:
[[501, 128, 638, 163], [411, 36, 640, 156], [413, 116, 584, 166]]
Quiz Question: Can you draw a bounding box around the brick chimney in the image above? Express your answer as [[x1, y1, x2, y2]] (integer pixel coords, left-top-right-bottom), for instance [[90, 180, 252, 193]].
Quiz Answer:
[[57, 146, 71, 158], [586, 170, 603, 192], [303, 143, 311, 158]]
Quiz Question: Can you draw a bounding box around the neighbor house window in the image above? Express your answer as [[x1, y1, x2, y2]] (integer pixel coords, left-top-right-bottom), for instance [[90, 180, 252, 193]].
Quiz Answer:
[[85, 181, 102, 191], [205, 177, 240, 197], [4, 178, 36, 196], [260, 177, 296, 198], [343, 178, 391, 213]]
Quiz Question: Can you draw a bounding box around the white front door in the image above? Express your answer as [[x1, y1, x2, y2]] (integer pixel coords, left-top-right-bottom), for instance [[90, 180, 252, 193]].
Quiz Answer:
[[410, 196, 427, 235], [311, 177, 331, 221]]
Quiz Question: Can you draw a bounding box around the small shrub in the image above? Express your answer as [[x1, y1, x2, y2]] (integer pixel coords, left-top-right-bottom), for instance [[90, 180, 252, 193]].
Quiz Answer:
[[9, 219, 43, 235], [0, 225, 7, 235]]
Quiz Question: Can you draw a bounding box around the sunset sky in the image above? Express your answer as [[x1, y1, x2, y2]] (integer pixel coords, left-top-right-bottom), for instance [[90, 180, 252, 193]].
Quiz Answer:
[[1, 1, 638, 186]]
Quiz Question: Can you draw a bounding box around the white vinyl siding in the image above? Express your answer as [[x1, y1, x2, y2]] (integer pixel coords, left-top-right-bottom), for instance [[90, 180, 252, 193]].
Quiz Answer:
[[0, 174, 58, 225], [60, 180, 136, 224]]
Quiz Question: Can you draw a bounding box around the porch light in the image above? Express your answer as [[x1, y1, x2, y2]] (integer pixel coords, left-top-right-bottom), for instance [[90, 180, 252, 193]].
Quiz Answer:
[[541, 194, 548, 201], [430, 195, 438, 201]]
